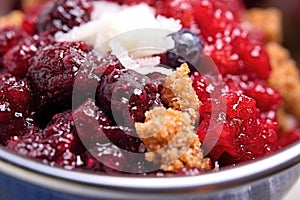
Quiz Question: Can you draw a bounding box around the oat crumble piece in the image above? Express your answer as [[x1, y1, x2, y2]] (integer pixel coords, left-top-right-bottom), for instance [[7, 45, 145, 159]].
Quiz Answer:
[[277, 107, 298, 133], [0, 10, 24, 27], [266, 42, 300, 120], [162, 63, 201, 124], [244, 8, 283, 43], [135, 107, 211, 172]]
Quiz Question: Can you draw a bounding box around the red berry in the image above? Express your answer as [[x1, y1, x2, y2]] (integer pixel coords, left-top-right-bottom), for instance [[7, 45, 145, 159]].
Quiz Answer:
[[224, 74, 282, 112], [0, 26, 27, 65], [36, 0, 94, 34], [73, 98, 111, 144], [96, 68, 161, 127], [157, 0, 198, 28], [102, 125, 145, 153], [80, 143, 146, 174], [0, 73, 32, 145], [44, 111, 85, 155], [27, 41, 95, 119], [277, 127, 300, 148], [7, 111, 82, 170], [197, 92, 280, 165], [3, 34, 54, 79]]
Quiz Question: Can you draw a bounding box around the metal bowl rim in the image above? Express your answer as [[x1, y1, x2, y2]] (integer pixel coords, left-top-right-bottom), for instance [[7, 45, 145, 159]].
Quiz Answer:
[[1, 141, 300, 191]]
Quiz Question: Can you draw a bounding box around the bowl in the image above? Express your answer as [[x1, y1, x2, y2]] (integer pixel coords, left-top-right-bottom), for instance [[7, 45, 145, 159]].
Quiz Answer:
[[1, 142, 300, 200], [0, 1, 300, 200]]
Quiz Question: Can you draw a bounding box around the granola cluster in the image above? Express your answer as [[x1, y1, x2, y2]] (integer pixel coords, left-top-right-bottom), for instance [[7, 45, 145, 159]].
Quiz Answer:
[[135, 107, 211, 172], [162, 63, 200, 124]]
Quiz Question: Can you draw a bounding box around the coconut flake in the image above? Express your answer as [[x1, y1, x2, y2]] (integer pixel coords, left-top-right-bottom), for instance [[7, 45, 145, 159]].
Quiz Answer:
[[55, 1, 182, 57]]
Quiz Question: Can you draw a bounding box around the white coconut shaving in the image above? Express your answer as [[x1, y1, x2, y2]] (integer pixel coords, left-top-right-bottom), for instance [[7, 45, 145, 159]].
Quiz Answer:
[[108, 39, 171, 75], [55, 1, 182, 59]]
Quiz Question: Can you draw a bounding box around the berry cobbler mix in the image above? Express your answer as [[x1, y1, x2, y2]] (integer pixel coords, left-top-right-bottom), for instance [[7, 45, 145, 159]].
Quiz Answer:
[[0, 0, 299, 176]]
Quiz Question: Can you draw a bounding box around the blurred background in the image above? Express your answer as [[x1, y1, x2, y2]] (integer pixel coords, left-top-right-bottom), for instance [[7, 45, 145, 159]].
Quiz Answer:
[[245, 0, 300, 65]]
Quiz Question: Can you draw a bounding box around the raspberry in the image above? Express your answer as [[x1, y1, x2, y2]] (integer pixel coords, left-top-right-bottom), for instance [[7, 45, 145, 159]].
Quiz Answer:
[[0, 26, 27, 65], [157, 0, 198, 28], [96, 68, 161, 127], [231, 34, 271, 80], [3, 34, 54, 79], [224, 74, 282, 112], [27, 41, 95, 120], [36, 0, 94, 34], [194, 1, 237, 39], [0, 73, 32, 145], [191, 72, 224, 102], [204, 33, 243, 76], [197, 92, 280, 165], [277, 127, 300, 148]]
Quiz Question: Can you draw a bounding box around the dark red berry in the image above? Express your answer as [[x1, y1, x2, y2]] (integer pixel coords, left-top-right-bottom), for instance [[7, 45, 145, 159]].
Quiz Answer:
[[7, 110, 86, 169], [96, 68, 161, 127], [0, 26, 27, 65], [44, 111, 85, 155], [27, 41, 94, 120], [73, 53, 123, 108], [36, 0, 94, 34], [73, 98, 111, 144], [0, 73, 32, 145], [92, 52, 125, 81], [80, 145, 126, 174], [102, 125, 145, 153], [80, 143, 147, 174], [7, 128, 53, 161], [3, 34, 54, 79]]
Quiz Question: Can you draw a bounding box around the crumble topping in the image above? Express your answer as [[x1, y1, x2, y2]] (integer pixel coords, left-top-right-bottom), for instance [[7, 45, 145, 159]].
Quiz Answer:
[[266, 42, 300, 120], [162, 63, 201, 124], [277, 107, 298, 133], [135, 107, 211, 172], [244, 8, 282, 43], [0, 10, 24, 27]]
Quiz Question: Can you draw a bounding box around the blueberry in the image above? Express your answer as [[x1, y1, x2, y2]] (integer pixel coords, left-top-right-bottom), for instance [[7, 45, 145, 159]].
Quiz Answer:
[[167, 29, 203, 70]]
